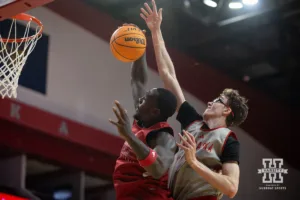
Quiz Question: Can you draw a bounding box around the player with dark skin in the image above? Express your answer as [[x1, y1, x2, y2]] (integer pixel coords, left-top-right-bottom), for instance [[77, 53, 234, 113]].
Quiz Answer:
[[109, 34, 178, 199], [109, 54, 176, 178]]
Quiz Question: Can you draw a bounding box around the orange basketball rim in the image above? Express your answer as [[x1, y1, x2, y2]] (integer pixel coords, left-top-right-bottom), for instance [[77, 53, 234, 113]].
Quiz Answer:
[[0, 13, 43, 99]]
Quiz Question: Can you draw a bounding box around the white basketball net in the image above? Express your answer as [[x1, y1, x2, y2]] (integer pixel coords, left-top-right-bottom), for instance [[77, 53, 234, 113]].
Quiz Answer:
[[0, 18, 42, 98]]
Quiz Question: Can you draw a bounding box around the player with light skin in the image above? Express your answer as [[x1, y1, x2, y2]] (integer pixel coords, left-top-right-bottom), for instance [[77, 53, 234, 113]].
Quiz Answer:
[[140, 1, 249, 199], [109, 48, 178, 199]]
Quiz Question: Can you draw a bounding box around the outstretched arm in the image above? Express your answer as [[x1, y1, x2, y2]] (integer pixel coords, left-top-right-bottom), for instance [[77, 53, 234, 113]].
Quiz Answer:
[[140, 0, 185, 110], [131, 53, 148, 109]]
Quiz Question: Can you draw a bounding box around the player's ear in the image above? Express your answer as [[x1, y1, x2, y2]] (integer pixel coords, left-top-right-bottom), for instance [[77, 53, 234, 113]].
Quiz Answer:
[[223, 107, 232, 116]]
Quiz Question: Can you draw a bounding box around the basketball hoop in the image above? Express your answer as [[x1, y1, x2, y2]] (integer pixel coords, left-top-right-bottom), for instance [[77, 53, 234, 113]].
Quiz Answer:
[[0, 13, 43, 98]]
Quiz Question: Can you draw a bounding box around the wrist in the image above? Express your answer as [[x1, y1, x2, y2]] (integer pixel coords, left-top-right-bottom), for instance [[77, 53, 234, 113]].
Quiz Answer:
[[123, 131, 135, 142], [189, 158, 199, 169], [139, 148, 158, 167], [152, 31, 165, 46], [151, 28, 161, 34], [151, 29, 162, 40]]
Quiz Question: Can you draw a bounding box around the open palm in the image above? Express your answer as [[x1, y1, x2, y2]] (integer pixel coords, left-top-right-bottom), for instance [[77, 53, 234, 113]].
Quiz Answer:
[[140, 0, 162, 32]]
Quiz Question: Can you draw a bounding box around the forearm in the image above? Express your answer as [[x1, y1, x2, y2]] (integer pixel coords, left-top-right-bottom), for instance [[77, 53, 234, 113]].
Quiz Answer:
[[190, 160, 238, 198], [151, 29, 186, 109], [131, 53, 148, 84], [151, 29, 176, 78], [131, 54, 147, 107], [125, 134, 166, 178]]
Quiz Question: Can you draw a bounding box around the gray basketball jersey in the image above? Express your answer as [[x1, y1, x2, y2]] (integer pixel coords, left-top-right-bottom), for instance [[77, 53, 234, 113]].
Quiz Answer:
[[168, 121, 234, 200]]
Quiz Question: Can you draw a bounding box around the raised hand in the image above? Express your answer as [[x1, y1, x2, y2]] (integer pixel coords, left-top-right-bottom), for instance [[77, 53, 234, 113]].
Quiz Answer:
[[109, 101, 133, 140], [177, 130, 197, 165], [140, 0, 162, 32]]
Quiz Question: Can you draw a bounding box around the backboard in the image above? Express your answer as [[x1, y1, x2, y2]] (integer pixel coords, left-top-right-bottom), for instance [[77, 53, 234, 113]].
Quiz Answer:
[[0, 0, 54, 21]]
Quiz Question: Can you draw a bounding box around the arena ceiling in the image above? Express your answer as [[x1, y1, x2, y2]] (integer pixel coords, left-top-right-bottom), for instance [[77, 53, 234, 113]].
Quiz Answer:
[[29, 0, 293, 174]]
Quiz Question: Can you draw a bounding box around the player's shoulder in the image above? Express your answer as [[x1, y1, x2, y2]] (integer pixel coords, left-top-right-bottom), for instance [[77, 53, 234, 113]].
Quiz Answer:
[[221, 135, 240, 164], [177, 101, 203, 129], [215, 128, 238, 141], [177, 101, 196, 113], [148, 127, 174, 139], [225, 134, 240, 146], [146, 128, 175, 147]]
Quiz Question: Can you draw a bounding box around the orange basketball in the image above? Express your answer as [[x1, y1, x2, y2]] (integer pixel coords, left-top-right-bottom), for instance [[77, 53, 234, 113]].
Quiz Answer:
[[110, 25, 146, 62]]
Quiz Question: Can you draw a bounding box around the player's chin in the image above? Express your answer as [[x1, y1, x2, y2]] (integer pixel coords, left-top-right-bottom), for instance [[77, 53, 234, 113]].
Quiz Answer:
[[133, 113, 140, 120], [203, 110, 210, 119]]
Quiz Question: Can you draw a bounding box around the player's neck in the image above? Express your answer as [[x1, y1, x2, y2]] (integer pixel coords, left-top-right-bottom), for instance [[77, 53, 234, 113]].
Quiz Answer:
[[204, 118, 227, 130]]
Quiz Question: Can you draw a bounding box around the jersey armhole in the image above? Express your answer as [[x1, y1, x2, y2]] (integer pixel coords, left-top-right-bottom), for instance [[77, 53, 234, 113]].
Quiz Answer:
[[221, 131, 238, 153]]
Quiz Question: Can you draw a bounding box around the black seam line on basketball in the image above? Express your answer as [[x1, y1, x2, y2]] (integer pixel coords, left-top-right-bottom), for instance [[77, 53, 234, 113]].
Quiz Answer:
[[111, 42, 135, 61], [114, 41, 146, 49], [111, 33, 145, 44], [113, 34, 135, 60]]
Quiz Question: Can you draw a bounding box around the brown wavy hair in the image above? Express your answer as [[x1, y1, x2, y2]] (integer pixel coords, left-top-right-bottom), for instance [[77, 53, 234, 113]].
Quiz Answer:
[[221, 88, 249, 127]]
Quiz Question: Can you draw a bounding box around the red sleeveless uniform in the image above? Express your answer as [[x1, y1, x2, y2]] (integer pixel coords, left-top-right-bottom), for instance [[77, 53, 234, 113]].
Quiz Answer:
[[113, 120, 174, 200]]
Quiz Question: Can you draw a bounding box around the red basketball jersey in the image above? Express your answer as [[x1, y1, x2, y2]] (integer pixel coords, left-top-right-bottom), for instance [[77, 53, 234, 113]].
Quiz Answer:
[[113, 120, 174, 200]]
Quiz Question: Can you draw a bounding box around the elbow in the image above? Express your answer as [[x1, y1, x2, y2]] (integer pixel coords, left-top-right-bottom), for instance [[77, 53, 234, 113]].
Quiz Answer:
[[227, 185, 238, 199], [150, 165, 168, 180], [159, 70, 176, 83], [159, 68, 170, 78], [152, 174, 162, 180], [148, 158, 171, 179]]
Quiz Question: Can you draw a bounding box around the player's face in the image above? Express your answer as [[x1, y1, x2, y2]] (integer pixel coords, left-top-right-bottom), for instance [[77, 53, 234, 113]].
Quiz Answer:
[[203, 95, 229, 120], [134, 89, 159, 122]]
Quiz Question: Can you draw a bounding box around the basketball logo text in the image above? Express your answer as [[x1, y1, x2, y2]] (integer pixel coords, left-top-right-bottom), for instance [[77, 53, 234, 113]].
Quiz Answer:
[[124, 37, 146, 45], [127, 27, 137, 31]]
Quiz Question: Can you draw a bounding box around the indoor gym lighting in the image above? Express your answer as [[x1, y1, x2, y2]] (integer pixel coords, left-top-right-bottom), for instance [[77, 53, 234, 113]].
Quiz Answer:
[[203, 0, 218, 8], [242, 0, 258, 5], [229, 1, 243, 9]]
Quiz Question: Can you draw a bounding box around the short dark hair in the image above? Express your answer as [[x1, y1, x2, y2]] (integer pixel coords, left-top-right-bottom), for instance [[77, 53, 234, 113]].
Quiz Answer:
[[156, 88, 177, 120], [221, 88, 249, 127]]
